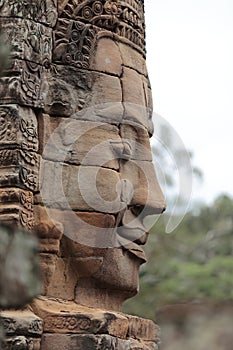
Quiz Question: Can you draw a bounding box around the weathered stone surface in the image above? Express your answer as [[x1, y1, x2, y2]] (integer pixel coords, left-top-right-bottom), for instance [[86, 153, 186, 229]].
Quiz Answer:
[[91, 72, 122, 106], [121, 67, 154, 134], [118, 42, 148, 76], [120, 160, 166, 213], [39, 115, 120, 169], [0, 153, 40, 192], [0, 105, 38, 152], [0, 106, 39, 193], [57, 0, 145, 55], [40, 333, 158, 350], [0, 0, 58, 27], [32, 297, 128, 337], [38, 160, 126, 212], [34, 205, 116, 254], [127, 315, 160, 342], [75, 248, 142, 310], [122, 67, 145, 106], [0, 59, 45, 108], [0, 225, 41, 309], [0, 311, 43, 337], [91, 37, 123, 76], [129, 339, 159, 350], [35, 207, 117, 298], [3, 336, 41, 350], [119, 124, 152, 161], [53, 19, 100, 69], [0, 18, 52, 66], [0, 188, 34, 229], [44, 66, 123, 120], [0, 1, 164, 346], [43, 65, 93, 116], [33, 205, 63, 254]]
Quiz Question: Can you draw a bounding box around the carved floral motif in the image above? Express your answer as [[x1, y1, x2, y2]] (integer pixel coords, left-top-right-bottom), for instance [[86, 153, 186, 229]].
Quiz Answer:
[[0, 18, 52, 67], [53, 19, 97, 68], [58, 0, 144, 36], [0, 105, 39, 192], [0, 188, 34, 229], [0, 0, 58, 27], [53, 0, 145, 68], [0, 106, 38, 151], [0, 60, 45, 107]]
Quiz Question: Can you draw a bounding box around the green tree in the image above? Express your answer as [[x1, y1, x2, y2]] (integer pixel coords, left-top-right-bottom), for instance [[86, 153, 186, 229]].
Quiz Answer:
[[123, 194, 233, 321]]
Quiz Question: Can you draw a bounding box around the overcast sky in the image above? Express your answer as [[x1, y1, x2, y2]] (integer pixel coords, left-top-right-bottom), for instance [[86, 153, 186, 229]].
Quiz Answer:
[[145, 0, 233, 205]]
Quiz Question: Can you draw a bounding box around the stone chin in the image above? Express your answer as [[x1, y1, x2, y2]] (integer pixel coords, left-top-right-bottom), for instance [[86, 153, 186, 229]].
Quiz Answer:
[[75, 246, 144, 311]]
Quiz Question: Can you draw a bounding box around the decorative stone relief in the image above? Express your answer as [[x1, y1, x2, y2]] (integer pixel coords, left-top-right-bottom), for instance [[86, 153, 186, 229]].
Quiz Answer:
[[58, 0, 145, 52], [0, 0, 58, 27], [0, 105, 38, 151], [0, 18, 52, 67], [0, 188, 34, 229], [0, 1, 164, 349], [0, 311, 43, 350], [0, 105, 39, 191], [53, 0, 145, 70], [0, 59, 45, 107], [53, 19, 98, 68]]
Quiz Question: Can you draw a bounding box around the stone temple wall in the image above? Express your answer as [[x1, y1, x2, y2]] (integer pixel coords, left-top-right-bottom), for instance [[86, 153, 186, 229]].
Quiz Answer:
[[0, 1, 165, 349]]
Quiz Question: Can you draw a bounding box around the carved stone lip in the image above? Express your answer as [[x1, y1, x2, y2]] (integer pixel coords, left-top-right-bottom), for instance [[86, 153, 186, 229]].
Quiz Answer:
[[119, 238, 147, 263], [115, 208, 148, 262]]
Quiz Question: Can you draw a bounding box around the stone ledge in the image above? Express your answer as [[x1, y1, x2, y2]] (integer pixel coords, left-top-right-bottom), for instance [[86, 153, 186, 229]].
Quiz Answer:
[[31, 297, 160, 343]]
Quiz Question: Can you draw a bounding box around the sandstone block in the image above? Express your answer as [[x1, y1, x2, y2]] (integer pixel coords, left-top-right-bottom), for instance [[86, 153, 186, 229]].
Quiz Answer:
[[53, 19, 99, 69], [123, 103, 153, 137], [0, 0, 58, 27], [0, 105, 38, 152], [39, 161, 126, 213], [57, 0, 145, 55], [127, 315, 160, 342], [40, 334, 157, 350], [0, 152, 40, 192], [32, 298, 128, 338], [0, 18, 52, 66], [39, 253, 57, 295], [3, 336, 41, 350], [34, 205, 116, 253], [44, 65, 123, 122], [119, 124, 152, 161], [34, 205, 63, 254], [0, 188, 34, 230], [118, 42, 147, 76], [41, 333, 97, 350], [121, 67, 154, 134], [122, 67, 145, 106], [0, 59, 45, 108], [130, 339, 159, 350], [39, 115, 120, 170], [120, 160, 166, 213], [40, 254, 80, 300], [0, 311, 43, 337], [91, 72, 122, 106], [91, 37, 122, 76]]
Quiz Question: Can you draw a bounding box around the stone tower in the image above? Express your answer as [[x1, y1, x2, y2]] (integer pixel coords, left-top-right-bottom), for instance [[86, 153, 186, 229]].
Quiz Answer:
[[0, 0, 165, 348]]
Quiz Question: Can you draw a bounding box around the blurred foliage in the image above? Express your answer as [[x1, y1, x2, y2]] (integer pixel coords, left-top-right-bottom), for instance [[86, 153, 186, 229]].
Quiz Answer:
[[123, 194, 233, 320], [0, 34, 10, 75], [161, 311, 233, 350]]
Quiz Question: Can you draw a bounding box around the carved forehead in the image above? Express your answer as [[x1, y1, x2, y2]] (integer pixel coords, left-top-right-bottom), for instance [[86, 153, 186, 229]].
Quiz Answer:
[[49, 0, 153, 133], [58, 0, 145, 50]]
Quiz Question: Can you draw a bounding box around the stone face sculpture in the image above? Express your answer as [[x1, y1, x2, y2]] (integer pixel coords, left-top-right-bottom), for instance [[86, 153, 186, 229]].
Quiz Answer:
[[0, 0, 165, 348]]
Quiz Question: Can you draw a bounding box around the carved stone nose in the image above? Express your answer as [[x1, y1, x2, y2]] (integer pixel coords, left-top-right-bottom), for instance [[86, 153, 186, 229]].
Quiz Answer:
[[120, 159, 166, 215]]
